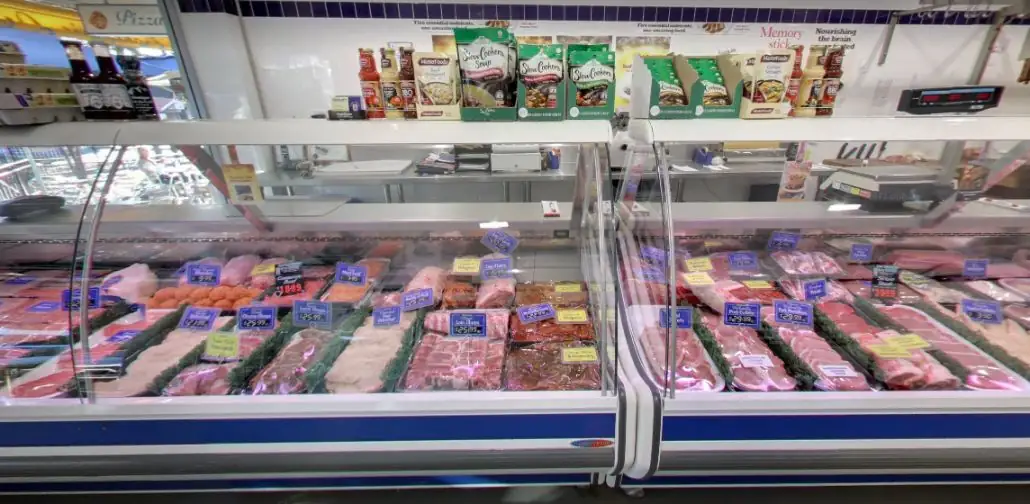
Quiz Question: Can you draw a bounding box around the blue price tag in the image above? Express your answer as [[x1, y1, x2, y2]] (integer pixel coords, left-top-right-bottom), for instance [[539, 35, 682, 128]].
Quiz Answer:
[[237, 306, 277, 331], [402, 288, 434, 311], [106, 330, 140, 344], [186, 264, 221, 286], [850, 243, 873, 262], [4, 276, 34, 285], [724, 302, 761, 328], [635, 267, 666, 283], [729, 251, 758, 271], [804, 279, 827, 301], [767, 231, 800, 251], [292, 300, 332, 328], [964, 259, 989, 278], [481, 230, 519, 255], [659, 307, 693, 329], [773, 300, 813, 327], [28, 300, 60, 313], [517, 303, 555, 324], [62, 287, 100, 311], [961, 299, 1002, 324], [481, 256, 513, 281], [177, 307, 219, 331], [373, 306, 402, 327], [449, 312, 487, 337], [335, 262, 368, 285], [131, 303, 146, 321], [640, 246, 667, 266]]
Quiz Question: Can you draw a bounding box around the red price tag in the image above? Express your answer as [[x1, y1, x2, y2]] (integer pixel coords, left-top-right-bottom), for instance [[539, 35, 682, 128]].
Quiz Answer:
[[275, 282, 304, 297], [873, 287, 896, 299]]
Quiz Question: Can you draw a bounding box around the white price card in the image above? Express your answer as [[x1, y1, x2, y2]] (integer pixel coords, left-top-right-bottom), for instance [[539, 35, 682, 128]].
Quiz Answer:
[[818, 364, 859, 378], [739, 354, 774, 368], [630, 202, 649, 215], [541, 200, 561, 217]]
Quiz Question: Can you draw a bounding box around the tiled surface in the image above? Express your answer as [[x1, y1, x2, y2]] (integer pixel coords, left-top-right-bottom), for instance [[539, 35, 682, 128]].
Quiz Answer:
[[177, 1, 1023, 25]]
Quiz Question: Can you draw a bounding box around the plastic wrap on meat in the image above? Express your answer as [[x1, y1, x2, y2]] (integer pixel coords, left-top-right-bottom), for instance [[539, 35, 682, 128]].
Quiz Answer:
[[249, 258, 287, 289], [401, 332, 505, 391], [899, 272, 967, 304], [476, 278, 515, 309], [404, 266, 447, 307], [962, 281, 1028, 303], [882, 250, 964, 272], [771, 251, 845, 276], [954, 307, 1030, 369], [1005, 305, 1030, 329], [515, 282, 590, 307], [881, 304, 1028, 391], [251, 328, 338, 395], [322, 283, 369, 303], [692, 279, 785, 312], [163, 363, 235, 396], [504, 342, 601, 391], [177, 257, 225, 286], [0, 346, 31, 369], [768, 318, 871, 391], [221, 255, 262, 286], [100, 263, 158, 303], [441, 280, 477, 309], [843, 281, 923, 304], [699, 312, 796, 391], [779, 277, 853, 303], [638, 325, 723, 391], [373, 292, 402, 308], [511, 311, 594, 343], [358, 258, 391, 282], [424, 309, 509, 340], [931, 261, 1030, 279], [1000, 278, 1030, 299], [326, 312, 417, 393], [366, 241, 405, 259], [262, 279, 326, 307], [840, 264, 874, 280]]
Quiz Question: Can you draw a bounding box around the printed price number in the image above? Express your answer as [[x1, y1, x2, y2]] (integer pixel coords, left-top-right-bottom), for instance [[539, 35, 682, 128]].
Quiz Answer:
[[177, 307, 219, 331], [723, 302, 761, 328], [850, 243, 873, 262], [275, 282, 305, 297], [962, 299, 1002, 325], [186, 264, 221, 286], [237, 306, 276, 331], [518, 303, 555, 324], [729, 251, 758, 270], [449, 312, 487, 338], [373, 306, 402, 327], [481, 257, 513, 281], [402, 288, 434, 311]]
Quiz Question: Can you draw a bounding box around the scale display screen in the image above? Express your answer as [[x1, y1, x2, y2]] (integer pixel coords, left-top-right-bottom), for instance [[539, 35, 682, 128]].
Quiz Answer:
[[898, 86, 1003, 114]]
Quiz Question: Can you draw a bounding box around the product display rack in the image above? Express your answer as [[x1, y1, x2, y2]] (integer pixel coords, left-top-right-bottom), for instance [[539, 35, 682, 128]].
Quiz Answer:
[[0, 120, 629, 493], [614, 117, 1030, 487]]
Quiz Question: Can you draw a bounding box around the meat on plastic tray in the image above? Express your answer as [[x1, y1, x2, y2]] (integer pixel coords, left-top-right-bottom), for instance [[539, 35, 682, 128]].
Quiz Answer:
[[637, 325, 723, 392], [779, 277, 853, 303], [476, 277, 515, 309], [400, 331, 506, 391], [692, 279, 786, 313], [699, 311, 796, 391], [882, 250, 964, 272], [358, 258, 391, 282], [503, 342, 600, 391], [325, 311, 418, 393], [404, 266, 447, 307], [771, 251, 845, 276], [1005, 304, 1030, 329], [898, 272, 967, 304], [961, 280, 1028, 303], [321, 283, 369, 304], [164, 329, 274, 396], [815, 301, 957, 390], [953, 306, 1030, 370], [842, 280, 923, 304], [999, 278, 1030, 299], [511, 310, 594, 343], [515, 282, 590, 307], [250, 327, 338, 395], [0, 300, 103, 346], [764, 308, 870, 391], [880, 304, 1028, 391], [840, 264, 873, 280], [441, 279, 477, 309]]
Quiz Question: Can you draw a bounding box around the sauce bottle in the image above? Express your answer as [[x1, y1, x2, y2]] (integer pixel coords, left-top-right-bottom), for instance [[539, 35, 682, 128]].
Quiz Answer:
[[380, 48, 404, 119], [116, 54, 159, 120], [359, 48, 385, 119], [786, 45, 804, 117], [818, 46, 845, 117], [93, 43, 136, 120], [61, 41, 105, 120], [795, 45, 826, 118], [398, 48, 417, 119]]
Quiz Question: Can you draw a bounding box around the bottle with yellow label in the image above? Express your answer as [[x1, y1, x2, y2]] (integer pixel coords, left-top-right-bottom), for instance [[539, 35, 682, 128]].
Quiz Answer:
[[380, 48, 404, 119]]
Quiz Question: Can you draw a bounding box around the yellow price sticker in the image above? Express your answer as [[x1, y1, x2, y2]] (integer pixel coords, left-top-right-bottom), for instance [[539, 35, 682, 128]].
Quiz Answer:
[[250, 264, 276, 276], [562, 346, 599, 363], [452, 257, 481, 274], [684, 272, 714, 286], [555, 283, 582, 293], [743, 280, 775, 290], [883, 333, 931, 350], [704, 240, 723, 248], [850, 186, 861, 196], [865, 343, 911, 359], [685, 257, 714, 272], [556, 309, 589, 324], [204, 331, 240, 360]]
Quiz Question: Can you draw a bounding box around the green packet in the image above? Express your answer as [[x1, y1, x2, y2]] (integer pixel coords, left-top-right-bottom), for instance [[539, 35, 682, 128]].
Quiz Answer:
[[566, 49, 615, 120]]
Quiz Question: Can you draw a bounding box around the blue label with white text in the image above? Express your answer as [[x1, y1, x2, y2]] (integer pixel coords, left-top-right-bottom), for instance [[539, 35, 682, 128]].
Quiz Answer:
[[402, 288, 434, 311], [4, 276, 34, 285], [449, 312, 487, 337], [186, 264, 221, 286], [773, 300, 813, 327], [106, 330, 140, 344], [850, 243, 873, 262], [293, 300, 331, 328], [62, 287, 100, 311], [961, 299, 1002, 324], [481, 257, 512, 281], [635, 267, 666, 283], [804, 279, 826, 300], [517, 303, 555, 324], [964, 259, 989, 278], [28, 300, 60, 313], [640, 246, 667, 266], [659, 307, 693, 329], [238, 306, 277, 331], [724, 302, 761, 328], [767, 231, 800, 251], [729, 251, 758, 271], [335, 262, 368, 285], [481, 230, 519, 255], [177, 307, 219, 331], [373, 306, 401, 327]]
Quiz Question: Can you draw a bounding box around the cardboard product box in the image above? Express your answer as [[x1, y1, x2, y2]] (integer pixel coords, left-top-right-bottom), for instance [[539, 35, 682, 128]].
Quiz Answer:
[[516, 43, 565, 121], [630, 54, 690, 119], [631, 54, 743, 119], [566, 49, 615, 120], [739, 50, 796, 119], [455, 27, 517, 121], [412, 52, 461, 120]]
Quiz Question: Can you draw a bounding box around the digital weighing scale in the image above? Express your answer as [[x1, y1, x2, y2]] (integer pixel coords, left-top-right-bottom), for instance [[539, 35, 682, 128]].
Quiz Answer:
[[819, 162, 949, 210]]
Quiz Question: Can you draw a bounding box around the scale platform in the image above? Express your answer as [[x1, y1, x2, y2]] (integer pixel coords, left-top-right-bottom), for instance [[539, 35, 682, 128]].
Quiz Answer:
[[820, 163, 943, 205]]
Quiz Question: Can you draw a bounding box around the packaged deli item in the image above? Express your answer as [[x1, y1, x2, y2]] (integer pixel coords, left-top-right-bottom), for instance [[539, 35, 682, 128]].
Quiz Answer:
[[739, 49, 794, 119], [413, 52, 460, 120], [250, 327, 337, 395], [164, 329, 274, 396], [504, 341, 600, 391], [441, 279, 477, 309], [566, 48, 615, 120], [765, 309, 870, 391], [455, 26, 516, 121], [699, 311, 796, 391], [511, 307, 593, 343], [423, 309, 509, 340], [517, 43, 564, 121], [325, 311, 418, 394], [962, 280, 1028, 303], [779, 277, 853, 303], [401, 331, 506, 391], [770, 251, 844, 277], [515, 282, 589, 307], [881, 304, 1028, 390]]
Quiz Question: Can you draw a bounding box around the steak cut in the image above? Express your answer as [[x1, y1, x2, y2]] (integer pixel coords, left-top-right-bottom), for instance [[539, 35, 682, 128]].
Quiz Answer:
[[637, 325, 723, 392], [250, 328, 337, 394], [504, 342, 600, 391], [441, 279, 477, 309], [700, 311, 796, 391], [401, 331, 505, 391]]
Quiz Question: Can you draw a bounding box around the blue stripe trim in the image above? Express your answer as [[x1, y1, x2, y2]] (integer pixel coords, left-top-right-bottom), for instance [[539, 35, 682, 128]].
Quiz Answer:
[[625, 473, 1030, 486], [0, 474, 589, 493], [664, 414, 1030, 442], [177, 1, 1002, 25], [0, 413, 615, 447]]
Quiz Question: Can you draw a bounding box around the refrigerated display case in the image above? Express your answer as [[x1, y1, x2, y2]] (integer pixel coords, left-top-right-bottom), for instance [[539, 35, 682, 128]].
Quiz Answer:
[[614, 116, 1030, 487], [0, 119, 630, 492]]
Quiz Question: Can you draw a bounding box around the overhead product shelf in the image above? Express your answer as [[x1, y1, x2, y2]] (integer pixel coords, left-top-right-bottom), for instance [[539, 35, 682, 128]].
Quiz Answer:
[[640, 116, 1030, 143]]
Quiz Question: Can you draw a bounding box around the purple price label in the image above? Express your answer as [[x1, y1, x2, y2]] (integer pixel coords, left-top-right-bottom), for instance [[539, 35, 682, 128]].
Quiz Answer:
[[517, 303, 555, 324]]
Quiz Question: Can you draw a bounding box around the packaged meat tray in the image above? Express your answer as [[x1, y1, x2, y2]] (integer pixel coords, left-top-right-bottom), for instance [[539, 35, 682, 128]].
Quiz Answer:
[[813, 302, 959, 390], [146, 285, 263, 311], [100, 263, 158, 303], [929, 261, 1030, 279], [400, 331, 506, 391], [511, 308, 594, 343], [325, 311, 419, 393], [696, 251, 770, 280], [636, 324, 724, 392], [882, 249, 965, 272], [515, 282, 590, 307], [764, 306, 871, 391], [424, 309, 509, 340], [476, 277, 515, 309], [321, 283, 369, 304], [880, 304, 1029, 391], [250, 327, 339, 395], [999, 278, 1030, 299], [503, 342, 601, 391], [898, 271, 967, 304], [951, 306, 1030, 373], [839, 264, 874, 281], [441, 279, 477, 309], [960, 280, 1028, 303], [404, 266, 447, 307], [692, 279, 787, 313], [699, 311, 796, 392], [842, 281, 923, 304], [260, 279, 327, 307], [1005, 305, 1030, 330], [779, 278, 853, 303], [0, 299, 110, 346], [358, 258, 391, 282], [164, 329, 276, 396], [770, 251, 845, 277]]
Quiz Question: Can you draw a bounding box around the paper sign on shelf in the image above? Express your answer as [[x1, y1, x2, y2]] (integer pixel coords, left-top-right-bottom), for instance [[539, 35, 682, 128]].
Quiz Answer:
[[871, 265, 899, 300], [555, 283, 582, 293], [866, 343, 912, 359], [541, 200, 561, 217], [274, 261, 304, 297], [561, 346, 599, 364], [556, 309, 589, 324], [882, 333, 930, 350], [743, 280, 773, 290], [204, 331, 239, 360], [223, 163, 263, 204], [251, 263, 276, 276], [451, 257, 481, 275], [684, 272, 714, 286], [685, 257, 713, 273]]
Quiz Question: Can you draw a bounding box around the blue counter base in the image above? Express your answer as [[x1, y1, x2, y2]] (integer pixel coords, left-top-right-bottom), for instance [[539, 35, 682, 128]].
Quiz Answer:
[[622, 473, 1030, 487]]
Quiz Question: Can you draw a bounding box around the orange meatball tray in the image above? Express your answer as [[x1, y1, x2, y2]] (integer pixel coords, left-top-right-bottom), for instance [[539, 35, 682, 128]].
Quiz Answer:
[[145, 285, 266, 313]]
